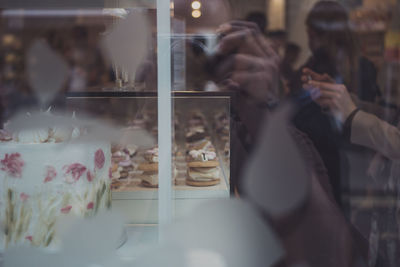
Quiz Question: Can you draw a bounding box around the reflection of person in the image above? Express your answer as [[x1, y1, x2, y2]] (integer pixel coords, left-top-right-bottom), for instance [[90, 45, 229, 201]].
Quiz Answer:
[[302, 68, 400, 160], [303, 67, 400, 266], [281, 42, 301, 84], [290, 1, 382, 208], [186, 37, 209, 91], [213, 20, 281, 142], [291, 1, 380, 101], [267, 30, 287, 55], [213, 20, 369, 267], [245, 11, 268, 34]]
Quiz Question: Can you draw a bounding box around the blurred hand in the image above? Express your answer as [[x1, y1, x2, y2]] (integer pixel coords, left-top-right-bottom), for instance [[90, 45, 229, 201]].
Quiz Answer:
[[301, 67, 335, 84], [213, 21, 281, 104], [302, 69, 357, 123]]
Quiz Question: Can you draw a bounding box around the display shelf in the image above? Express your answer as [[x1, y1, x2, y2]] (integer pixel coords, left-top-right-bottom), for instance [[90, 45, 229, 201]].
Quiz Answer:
[[66, 90, 236, 224], [66, 90, 237, 194], [111, 145, 230, 200], [112, 177, 229, 200]]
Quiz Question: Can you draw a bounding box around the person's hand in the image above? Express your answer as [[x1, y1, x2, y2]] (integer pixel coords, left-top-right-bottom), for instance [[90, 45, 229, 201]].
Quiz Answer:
[[212, 21, 281, 104], [303, 78, 357, 124], [301, 67, 335, 84]]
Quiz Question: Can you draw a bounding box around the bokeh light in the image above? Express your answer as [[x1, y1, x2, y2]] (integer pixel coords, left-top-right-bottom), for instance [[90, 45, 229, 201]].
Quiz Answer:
[[191, 1, 201, 10], [192, 10, 201, 18]]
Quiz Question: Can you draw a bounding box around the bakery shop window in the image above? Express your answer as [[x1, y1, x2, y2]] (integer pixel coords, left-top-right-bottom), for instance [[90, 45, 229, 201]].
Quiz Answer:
[[2, 1, 400, 267]]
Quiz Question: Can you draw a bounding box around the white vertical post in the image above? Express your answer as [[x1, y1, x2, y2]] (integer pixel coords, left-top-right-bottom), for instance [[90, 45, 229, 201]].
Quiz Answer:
[[157, 0, 172, 241]]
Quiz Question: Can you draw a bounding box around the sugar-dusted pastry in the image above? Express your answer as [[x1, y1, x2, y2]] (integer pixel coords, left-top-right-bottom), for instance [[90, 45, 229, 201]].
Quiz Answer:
[[185, 126, 207, 143], [186, 149, 219, 168], [187, 167, 220, 181], [111, 144, 136, 184], [140, 171, 158, 188], [138, 147, 159, 187], [111, 180, 123, 190], [124, 144, 138, 157], [186, 139, 215, 151], [186, 149, 220, 186], [112, 150, 126, 162]]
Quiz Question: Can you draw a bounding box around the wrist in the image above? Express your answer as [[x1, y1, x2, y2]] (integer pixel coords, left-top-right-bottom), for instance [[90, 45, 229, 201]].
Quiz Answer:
[[343, 104, 357, 123], [342, 107, 360, 141]]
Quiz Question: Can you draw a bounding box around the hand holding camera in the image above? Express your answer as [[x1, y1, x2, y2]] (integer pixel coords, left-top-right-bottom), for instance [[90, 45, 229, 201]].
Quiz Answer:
[[210, 21, 281, 105]]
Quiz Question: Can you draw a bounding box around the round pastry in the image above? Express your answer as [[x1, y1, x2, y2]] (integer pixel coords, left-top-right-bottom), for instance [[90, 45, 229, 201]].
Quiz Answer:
[[186, 149, 219, 167], [111, 180, 122, 189], [140, 170, 158, 188], [137, 162, 158, 172], [143, 147, 158, 163], [186, 178, 220, 187], [141, 180, 158, 188], [185, 127, 207, 143], [187, 167, 220, 180], [187, 161, 219, 168], [186, 139, 215, 151], [119, 171, 129, 179]]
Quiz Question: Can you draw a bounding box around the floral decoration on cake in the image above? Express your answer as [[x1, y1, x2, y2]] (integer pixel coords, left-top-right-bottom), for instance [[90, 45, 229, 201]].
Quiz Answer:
[[95, 149, 105, 169], [63, 163, 87, 184], [1, 153, 24, 178], [44, 166, 57, 183]]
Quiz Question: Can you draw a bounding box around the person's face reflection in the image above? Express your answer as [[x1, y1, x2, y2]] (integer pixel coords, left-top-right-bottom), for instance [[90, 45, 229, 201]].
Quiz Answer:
[[307, 27, 322, 55]]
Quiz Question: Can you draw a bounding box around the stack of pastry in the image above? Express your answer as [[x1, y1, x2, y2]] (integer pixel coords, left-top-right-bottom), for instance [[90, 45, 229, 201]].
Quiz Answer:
[[214, 112, 229, 143], [184, 112, 220, 186], [185, 112, 209, 144], [214, 112, 230, 162], [186, 148, 221, 186], [110, 144, 137, 189], [138, 147, 159, 188]]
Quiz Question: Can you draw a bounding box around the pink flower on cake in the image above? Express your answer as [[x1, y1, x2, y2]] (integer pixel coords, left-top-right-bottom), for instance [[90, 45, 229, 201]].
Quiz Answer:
[[61, 205, 72, 214], [1, 153, 24, 178], [25, 236, 33, 242], [20, 193, 30, 201], [63, 163, 87, 184], [95, 149, 105, 169], [87, 202, 94, 210], [87, 170, 94, 182], [44, 166, 57, 183]]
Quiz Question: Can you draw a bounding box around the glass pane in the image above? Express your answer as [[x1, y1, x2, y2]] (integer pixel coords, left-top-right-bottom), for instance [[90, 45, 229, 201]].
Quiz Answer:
[[2, 0, 400, 266], [172, 94, 231, 220], [0, 4, 160, 257]]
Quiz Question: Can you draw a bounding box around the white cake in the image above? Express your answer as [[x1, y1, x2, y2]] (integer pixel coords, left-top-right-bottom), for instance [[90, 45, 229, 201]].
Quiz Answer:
[[0, 119, 112, 249]]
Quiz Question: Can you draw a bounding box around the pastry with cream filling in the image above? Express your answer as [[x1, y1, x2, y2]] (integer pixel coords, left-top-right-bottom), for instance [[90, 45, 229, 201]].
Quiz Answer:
[[185, 126, 207, 143], [138, 147, 159, 187], [186, 149, 220, 186]]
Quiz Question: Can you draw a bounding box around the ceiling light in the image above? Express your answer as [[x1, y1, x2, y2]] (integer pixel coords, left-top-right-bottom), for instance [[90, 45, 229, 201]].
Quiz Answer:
[[192, 9, 201, 18], [191, 1, 201, 10]]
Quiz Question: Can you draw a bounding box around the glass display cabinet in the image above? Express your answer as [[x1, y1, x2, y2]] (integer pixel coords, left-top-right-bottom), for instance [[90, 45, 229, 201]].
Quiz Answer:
[[3, 0, 400, 266], [66, 91, 234, 224]]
